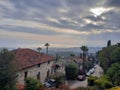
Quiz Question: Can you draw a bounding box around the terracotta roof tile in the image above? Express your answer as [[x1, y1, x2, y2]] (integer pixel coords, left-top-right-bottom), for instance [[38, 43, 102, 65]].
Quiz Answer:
[[11, 48, 54, 70], [71, 57, 83, 63]]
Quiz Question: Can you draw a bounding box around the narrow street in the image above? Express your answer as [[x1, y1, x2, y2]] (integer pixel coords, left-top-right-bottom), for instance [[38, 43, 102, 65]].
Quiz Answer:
[[67, 64, 103, 89], [92, 64, 104, 78]]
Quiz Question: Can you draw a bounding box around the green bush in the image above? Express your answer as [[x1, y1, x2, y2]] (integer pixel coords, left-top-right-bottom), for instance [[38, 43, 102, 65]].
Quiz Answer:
[[77, 86, 100, 90], [94, 79, 101, 86], [102, 81, 113, 89], [25, 77, 43, 90], [88, 76, 98, 86], [65, 62, 79, 80], [94, 76, 113, 89], [0, 48, 17, 90], [106, 63, 120, 86]]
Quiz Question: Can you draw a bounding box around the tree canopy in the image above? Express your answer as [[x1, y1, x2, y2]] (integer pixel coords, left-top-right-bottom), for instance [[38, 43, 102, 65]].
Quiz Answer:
[[44, 43, 50, 54], [80, 45, 89, 53], [37, 47, 42, 53], [0, 48, 17, 90], [65, 62, 79, 80], [107, 40, 111, 47], [110, 47, 120, 63], [106, 63, 120, 85], [98, 42, 120, 86]]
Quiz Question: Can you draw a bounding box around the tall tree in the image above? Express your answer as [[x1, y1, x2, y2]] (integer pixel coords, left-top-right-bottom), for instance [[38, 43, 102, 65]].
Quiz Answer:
[[44, 43, 50, 54], [65, 62, 79, 80], [106, 63, 120, 85], [98, 45, 118, 72], [117, 43, 120, 47], [107, 40, 111, 47], [80, 45, 89, 60], [110, 47, 120, 63], [0, 48, 17, 90], [37, 47, 42, 53]]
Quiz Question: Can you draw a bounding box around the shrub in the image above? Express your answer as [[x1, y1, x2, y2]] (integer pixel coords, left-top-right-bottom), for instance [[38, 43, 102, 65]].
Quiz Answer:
[[102, 81, 113, 89], [25, 77, 43, 90], [94, 76, 113, 89], [0, 48, 17, 90], [77, 86, 101, 90], [106, 63, 120, 86], [65, 62, 79, 80], [106, 86, 120, 90], [88, 76, 98, 86]]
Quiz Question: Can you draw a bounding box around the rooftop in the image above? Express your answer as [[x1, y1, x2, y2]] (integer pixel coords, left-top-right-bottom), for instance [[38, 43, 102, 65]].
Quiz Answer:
[[12, 48, 54, 70]]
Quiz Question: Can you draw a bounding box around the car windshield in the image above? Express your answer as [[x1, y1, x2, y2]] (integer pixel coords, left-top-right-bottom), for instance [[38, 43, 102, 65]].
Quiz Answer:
[[48, 79, 56, 83]]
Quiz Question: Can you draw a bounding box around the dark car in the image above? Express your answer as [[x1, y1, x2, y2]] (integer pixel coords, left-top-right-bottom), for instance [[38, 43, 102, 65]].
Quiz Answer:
[[44, 79, 57, 88], [77, 75, 86, 81]]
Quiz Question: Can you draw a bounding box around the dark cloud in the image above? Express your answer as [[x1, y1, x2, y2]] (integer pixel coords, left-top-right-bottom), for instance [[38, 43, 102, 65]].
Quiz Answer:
[[84, 15, 104, 21], [82, 23, 106, 30], [105, 0, 120, 7], [87, 32, 120, 42], [0, 0, 119, 47], [0, 25, 60, 35], [65, 0, 98, 7]]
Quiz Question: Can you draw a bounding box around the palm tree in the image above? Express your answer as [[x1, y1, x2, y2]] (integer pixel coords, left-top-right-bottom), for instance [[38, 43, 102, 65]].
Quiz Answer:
[[80, 45, 89, 60], [37, 47, 42, 53], [44, 43, 50, 54]]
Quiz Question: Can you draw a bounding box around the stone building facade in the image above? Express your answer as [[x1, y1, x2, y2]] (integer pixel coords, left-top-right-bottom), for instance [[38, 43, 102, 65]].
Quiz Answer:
[[12, 48, 54, 84]]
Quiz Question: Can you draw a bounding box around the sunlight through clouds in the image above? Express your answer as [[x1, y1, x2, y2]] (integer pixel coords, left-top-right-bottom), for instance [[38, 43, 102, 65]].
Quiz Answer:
[[90, 7, 113, 17], [0, 0, 119, 48]]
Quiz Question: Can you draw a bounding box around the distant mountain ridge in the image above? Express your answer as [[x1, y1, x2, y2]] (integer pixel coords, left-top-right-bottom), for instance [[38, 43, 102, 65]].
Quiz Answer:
[[0, 47, 102, 56], [47, 47, 102, 56], [48, 47, 102, 53]]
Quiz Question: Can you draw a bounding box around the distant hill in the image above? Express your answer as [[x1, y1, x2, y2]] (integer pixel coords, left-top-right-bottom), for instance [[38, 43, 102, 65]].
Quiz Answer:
[[47, 47, 102, 56], [0, 47, 102, 57]]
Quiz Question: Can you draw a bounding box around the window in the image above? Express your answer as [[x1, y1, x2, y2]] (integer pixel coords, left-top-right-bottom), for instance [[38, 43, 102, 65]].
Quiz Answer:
[[47, 70, 50, 78], [37, 72, 40, 80], [38, 64, 41, 67], [24, 71, 28, 80], [16, 73, 20, 78], [48, 61, 50, 64]]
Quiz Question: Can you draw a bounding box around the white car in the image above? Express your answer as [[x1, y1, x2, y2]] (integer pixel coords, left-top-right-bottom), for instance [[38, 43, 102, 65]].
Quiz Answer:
[[89, 68, 95, 74], [44, 82, 51, 88], [94, 65, 97, 68], [86, 71, 91, 76]]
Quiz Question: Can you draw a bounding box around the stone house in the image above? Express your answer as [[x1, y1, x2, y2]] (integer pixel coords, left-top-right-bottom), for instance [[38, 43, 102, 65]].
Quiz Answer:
[[12, 48, 55, 84]]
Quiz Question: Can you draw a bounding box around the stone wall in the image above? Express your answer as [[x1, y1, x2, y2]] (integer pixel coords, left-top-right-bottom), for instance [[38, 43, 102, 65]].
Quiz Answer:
[[17, 61, 54, 84]]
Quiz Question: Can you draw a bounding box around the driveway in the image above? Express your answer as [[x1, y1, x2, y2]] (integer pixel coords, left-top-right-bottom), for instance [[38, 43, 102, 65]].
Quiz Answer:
[[66, 79, 87, 89], [67, 64, 103, 89], [92, 64, 103, 77]]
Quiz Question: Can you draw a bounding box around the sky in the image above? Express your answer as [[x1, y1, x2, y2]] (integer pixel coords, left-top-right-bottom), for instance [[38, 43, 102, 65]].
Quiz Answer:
[[0, 0, 120, 48]]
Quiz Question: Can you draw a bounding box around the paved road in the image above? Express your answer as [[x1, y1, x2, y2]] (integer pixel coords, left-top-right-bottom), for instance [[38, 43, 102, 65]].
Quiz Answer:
[[92, 64, 103, 78], [67, 79, 87, 89], [67, 64, 103, 89]]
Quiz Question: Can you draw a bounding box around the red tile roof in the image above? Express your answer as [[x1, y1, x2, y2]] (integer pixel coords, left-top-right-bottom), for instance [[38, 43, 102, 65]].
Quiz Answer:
[[11, 48, 54, 70], [72, 57, 83, 62]]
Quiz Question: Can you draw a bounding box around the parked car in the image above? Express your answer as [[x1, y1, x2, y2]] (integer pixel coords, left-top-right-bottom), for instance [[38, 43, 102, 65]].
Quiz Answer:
[[89, 68, 95, 74], [94, 65, 97, 68], [77, 74, 86, 81], [86, 71, 91, 76], [44, 79, 57, 88]]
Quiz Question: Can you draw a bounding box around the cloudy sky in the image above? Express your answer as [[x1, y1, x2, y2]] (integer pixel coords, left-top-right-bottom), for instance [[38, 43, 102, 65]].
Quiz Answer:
[[0, 0, 120, 48]]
